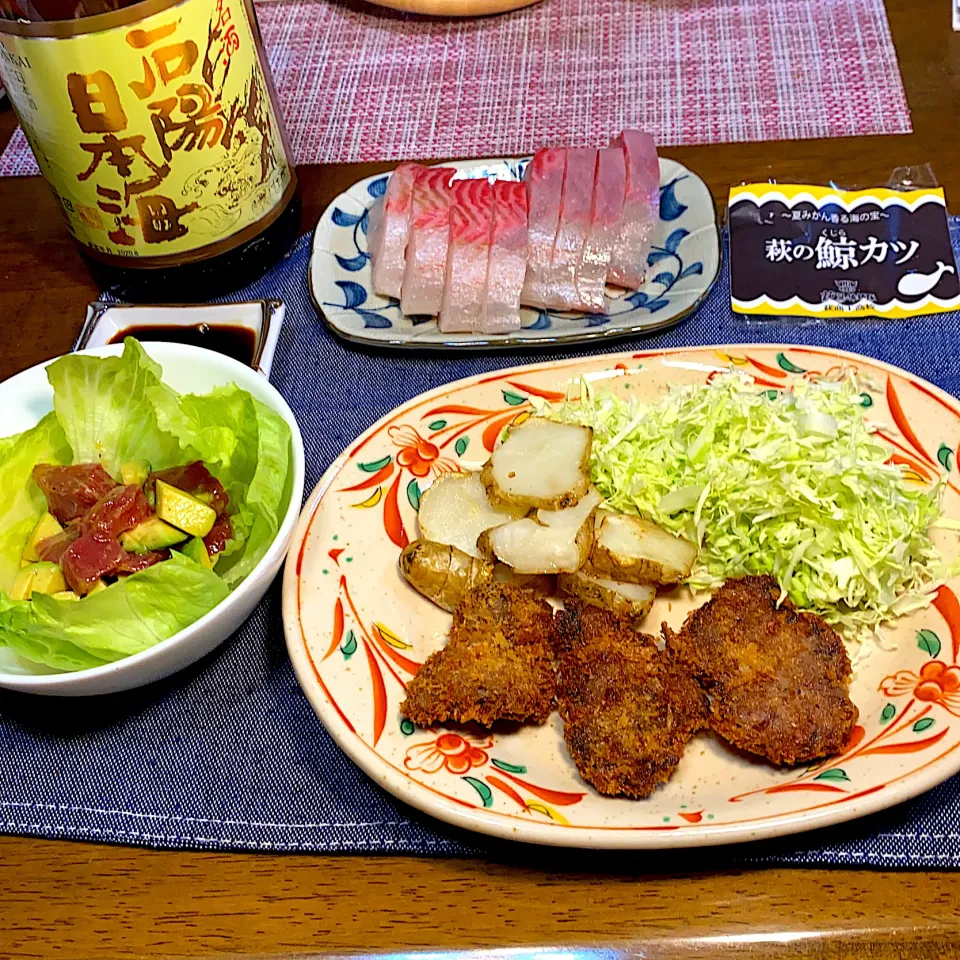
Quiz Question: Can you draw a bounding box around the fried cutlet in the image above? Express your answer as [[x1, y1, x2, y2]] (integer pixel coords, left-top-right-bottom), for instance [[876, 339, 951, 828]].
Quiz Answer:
[[400, 582, 556, 728], [554, 601, 708, 798], [664, 575, 858, 766]]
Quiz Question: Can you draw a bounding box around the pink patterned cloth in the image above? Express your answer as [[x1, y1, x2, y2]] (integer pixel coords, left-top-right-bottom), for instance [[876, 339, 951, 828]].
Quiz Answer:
[[0, 0, 910, 175]]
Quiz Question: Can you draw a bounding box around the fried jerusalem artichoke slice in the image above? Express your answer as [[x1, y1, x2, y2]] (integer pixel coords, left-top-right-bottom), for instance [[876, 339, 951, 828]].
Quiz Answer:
[[557, 570, 656, 622], [477, 487, 602, 574], [589, 513, 697, 585], [399, 539, 495, 613], [417, 472, 527, 558], [400, 582, 557, 727], [481, 417, 593, 510]]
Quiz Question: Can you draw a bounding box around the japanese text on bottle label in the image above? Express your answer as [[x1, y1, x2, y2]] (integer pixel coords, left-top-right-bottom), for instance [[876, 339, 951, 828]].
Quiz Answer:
[[0, 0, 293, 261]]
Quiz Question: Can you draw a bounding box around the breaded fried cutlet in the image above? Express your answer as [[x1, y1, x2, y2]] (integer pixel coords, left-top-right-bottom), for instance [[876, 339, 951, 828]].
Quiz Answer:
[[554, 601, 708, 798], [400, 582, 556, 728], [664, 575, 858, 765]]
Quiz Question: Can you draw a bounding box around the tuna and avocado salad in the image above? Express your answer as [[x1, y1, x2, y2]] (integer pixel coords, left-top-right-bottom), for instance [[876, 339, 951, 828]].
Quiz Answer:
[[0, 339, 292, 672]]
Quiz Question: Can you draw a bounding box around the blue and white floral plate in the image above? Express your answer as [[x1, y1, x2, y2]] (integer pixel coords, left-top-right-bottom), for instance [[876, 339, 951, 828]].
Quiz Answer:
[[309, 157, 720, 350]]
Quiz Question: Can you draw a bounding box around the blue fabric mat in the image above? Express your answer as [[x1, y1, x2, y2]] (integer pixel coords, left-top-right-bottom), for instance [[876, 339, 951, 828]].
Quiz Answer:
[[4, 221, 960, 868]]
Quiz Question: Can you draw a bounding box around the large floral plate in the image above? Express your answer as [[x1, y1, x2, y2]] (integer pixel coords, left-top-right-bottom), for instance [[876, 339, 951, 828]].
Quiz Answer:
[[309, 157, 720, 350], [283, 345, 960, 848]]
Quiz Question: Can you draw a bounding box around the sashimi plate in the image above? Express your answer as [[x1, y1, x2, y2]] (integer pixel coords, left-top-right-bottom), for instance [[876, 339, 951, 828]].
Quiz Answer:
[[283, 345, 960, 849], [309, 157, 720, 350]]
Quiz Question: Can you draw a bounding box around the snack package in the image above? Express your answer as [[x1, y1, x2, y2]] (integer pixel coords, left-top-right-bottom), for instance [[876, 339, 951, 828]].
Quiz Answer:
[[728, 176, 960, 320]]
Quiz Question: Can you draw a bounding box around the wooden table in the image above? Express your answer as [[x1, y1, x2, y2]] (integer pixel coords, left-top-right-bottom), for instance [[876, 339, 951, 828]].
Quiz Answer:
[[2, 0, 960, 955]]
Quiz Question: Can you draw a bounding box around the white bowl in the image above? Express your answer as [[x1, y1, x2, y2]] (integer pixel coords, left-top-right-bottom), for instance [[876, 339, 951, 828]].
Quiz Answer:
[[0, 343, 305, 696]]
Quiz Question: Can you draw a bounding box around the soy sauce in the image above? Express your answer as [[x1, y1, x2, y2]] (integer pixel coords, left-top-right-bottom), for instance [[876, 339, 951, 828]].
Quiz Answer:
[[109, 324, 257, 366]]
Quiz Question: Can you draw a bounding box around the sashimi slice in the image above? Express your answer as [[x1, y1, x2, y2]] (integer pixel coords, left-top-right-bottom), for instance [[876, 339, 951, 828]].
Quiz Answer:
[[576, 147, 625, 313], [400, 166, 457, 316], [439, 178, 495, 333], [368, 162, 422, 300], [544, 147, 597, 310], [608, 130, 660, 289], [520, 148, 566, 308], [484, 181, 528, 334]]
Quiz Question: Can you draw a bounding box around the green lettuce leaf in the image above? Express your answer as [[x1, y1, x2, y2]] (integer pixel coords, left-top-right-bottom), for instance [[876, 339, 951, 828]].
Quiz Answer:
[[0, 412, 72, 595], [0, 552, 228, 671], [149, 384, 292, 586], [45, 339, 186, 477]]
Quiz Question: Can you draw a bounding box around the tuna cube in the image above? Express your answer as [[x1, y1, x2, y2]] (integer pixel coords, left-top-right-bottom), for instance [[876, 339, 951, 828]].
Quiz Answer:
[[484, 181, 528, 334], [576, 147, 626, 313], [368, 162, 423, 301], [520, 148, 566, 309], [439, 178, 496, 334], [608, 130, 660, 290], [400, 166, 457, 316]]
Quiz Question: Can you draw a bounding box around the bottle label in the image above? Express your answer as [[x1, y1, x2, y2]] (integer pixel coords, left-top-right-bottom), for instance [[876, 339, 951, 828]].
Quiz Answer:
[[0, 0, 294, 264]]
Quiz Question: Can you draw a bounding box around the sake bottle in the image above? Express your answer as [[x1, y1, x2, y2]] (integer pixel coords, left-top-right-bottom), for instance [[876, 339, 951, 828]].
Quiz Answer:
[[0, 0, 300, 299]]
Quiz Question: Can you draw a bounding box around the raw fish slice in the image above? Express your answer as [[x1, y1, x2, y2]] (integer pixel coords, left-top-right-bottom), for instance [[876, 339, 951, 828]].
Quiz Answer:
[[608, 130, 660, 289], [440, 205, 482, 333], [576, 147, 625, 313], [368, 162, 422, 300], [439, 178, 495, 333], [485, 181, 528, 334], [544, 147, 597, 310], [520, 148, 565, 308], [400, 166, 457, 316]]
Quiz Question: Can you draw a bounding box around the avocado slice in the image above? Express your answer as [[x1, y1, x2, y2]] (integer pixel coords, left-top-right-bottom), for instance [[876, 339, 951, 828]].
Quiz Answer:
[[180, 536, 215, 569], [120, 516, 188, 554], [156, 480, 217, 538], [10, 562, 67, 600], [120, 459, 151, 486], [88, 579, 108, 596], [51, 590, 81, 602], [21, 512, 64, 564]]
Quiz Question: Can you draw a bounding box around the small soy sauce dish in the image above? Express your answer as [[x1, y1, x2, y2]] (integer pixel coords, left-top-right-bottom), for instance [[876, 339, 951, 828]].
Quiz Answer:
[[74, 300, 285, 378]]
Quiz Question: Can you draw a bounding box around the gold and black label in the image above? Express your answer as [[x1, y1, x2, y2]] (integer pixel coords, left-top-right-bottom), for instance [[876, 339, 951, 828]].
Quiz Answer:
[[729, 184, 960, 319], [0, 0, 294, 264]]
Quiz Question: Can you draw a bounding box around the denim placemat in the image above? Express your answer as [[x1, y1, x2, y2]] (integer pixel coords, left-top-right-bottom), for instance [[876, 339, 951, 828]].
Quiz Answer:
[[3, 222, 960, 868]]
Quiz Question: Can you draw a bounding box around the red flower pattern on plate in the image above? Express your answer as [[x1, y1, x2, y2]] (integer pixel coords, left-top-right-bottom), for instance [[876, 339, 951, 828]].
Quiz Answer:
[[881, 661, 960, 716], [404, 732, 493, 775], [389, 425, 458, 478]]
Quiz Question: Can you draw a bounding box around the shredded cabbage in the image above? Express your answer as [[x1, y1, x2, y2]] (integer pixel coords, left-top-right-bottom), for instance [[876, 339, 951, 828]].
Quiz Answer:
[[547, 371, 952, 648]]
